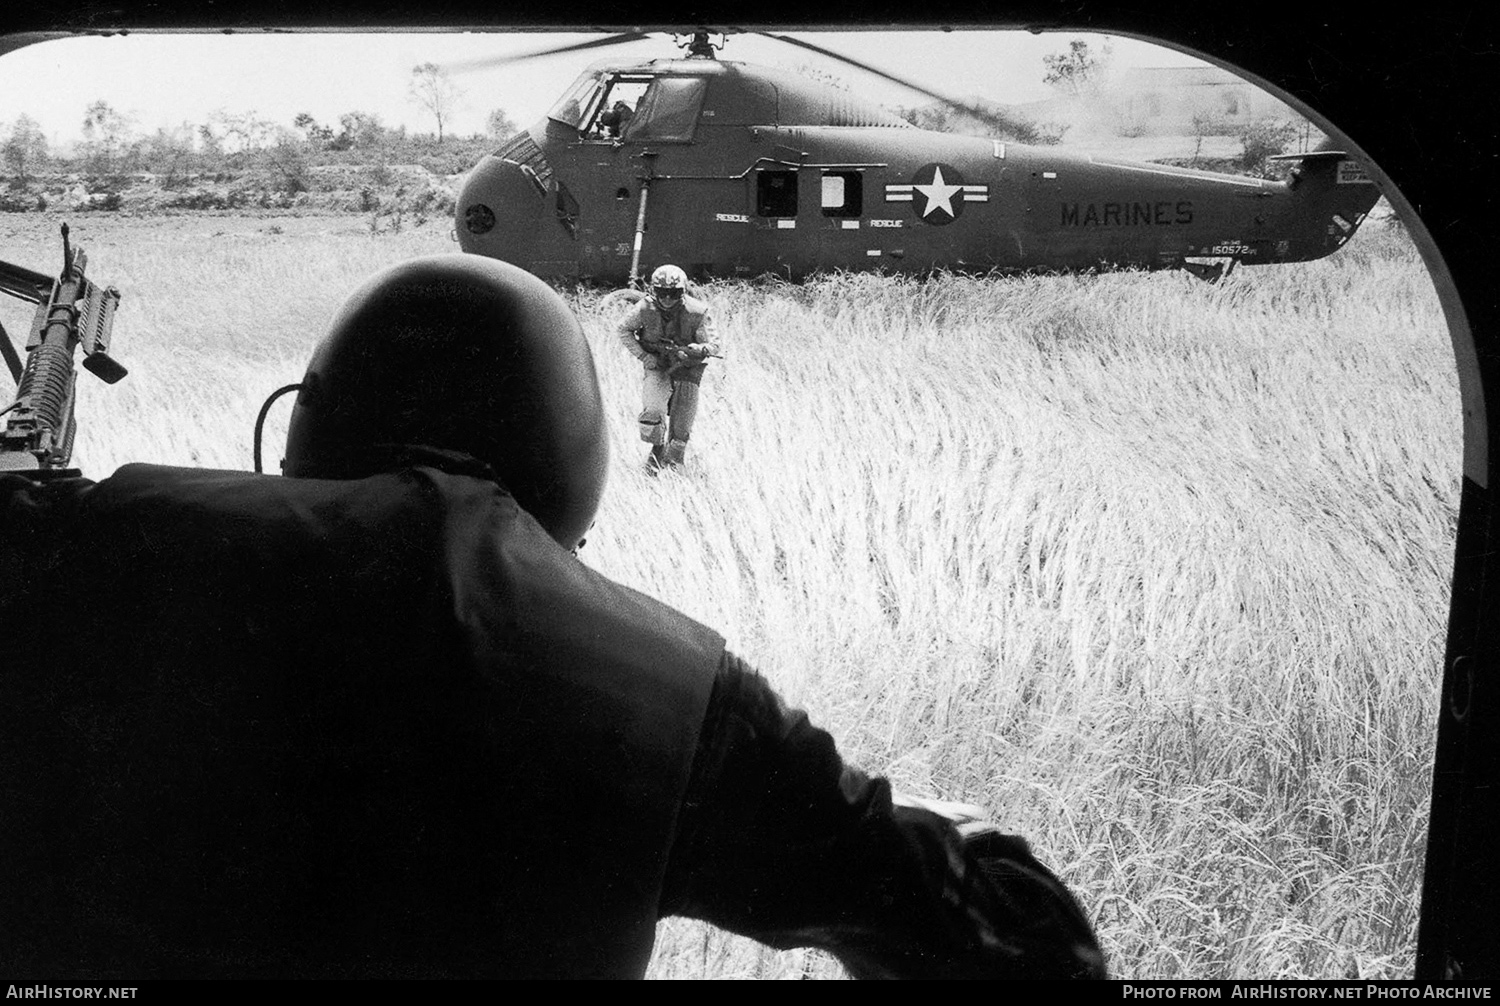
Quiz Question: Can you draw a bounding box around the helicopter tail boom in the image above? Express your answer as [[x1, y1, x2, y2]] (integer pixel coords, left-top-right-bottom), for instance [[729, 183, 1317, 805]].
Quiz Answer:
[[1269, 150, 1382, 264]]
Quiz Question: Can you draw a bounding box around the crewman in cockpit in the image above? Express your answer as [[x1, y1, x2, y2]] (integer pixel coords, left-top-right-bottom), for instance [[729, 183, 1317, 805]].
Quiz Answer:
[[599, 100, 634, 138], [616, 264, 721, 471]]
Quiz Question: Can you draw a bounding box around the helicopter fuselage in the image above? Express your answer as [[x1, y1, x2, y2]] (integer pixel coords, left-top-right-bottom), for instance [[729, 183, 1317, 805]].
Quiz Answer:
[[456, 58, 1380, 283]]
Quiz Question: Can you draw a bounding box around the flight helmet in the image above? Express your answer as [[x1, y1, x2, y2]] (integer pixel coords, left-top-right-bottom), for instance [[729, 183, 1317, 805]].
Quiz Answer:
[[649, 264, 688, 309], [283, 254, 609, 551]]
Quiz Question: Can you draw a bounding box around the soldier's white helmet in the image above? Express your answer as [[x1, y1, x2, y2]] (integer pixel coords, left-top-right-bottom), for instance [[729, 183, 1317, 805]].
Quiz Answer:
[[649, 264, 688, 306]]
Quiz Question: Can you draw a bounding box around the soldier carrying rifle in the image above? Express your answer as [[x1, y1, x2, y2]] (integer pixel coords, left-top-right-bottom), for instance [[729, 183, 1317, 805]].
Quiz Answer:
[[616, 264, 722, 471]]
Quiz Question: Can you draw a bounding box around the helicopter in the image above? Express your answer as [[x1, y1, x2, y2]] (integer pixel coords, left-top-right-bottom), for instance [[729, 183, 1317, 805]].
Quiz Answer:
[[453, 30, 1383, 285]]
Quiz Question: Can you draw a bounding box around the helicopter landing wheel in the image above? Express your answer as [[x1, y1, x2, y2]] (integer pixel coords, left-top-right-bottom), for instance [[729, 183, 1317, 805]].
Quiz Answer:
[[599, 287, 645, 317]]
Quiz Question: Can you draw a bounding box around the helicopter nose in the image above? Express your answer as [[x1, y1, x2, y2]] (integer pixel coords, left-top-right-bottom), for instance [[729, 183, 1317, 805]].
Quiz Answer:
[[456, 154, 548, 269]]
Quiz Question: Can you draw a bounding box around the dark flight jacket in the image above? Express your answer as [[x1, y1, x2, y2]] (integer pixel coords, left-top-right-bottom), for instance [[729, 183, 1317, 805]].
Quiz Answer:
[[0, 462, 723, 978]]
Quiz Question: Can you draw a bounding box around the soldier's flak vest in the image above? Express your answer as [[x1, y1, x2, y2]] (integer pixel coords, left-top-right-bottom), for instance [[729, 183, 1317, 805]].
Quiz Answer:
[[0, 462, 722, 978], [631, 296, 711, 352]]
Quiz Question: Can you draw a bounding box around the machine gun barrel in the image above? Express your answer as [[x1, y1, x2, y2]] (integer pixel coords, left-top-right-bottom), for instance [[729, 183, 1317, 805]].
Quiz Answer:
[[0, 224, 125, 474]]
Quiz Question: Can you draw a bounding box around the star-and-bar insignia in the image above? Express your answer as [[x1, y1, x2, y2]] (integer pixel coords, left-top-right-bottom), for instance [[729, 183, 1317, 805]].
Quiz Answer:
[[884, 163, 989, 225]]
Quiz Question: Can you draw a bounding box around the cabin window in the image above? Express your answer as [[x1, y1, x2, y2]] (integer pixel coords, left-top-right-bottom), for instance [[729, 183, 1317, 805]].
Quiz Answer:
[[820, 170, 863, 217], [757, 170, 798, 217], [624, 77, 708, 142]]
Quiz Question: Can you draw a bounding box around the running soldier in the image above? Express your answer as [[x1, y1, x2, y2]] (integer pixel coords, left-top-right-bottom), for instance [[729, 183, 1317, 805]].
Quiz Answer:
[[616, 264, 721, 470]]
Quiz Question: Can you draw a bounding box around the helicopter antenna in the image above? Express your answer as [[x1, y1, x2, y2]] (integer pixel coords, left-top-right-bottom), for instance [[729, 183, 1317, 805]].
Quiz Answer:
[[675, 30, 723, 59]]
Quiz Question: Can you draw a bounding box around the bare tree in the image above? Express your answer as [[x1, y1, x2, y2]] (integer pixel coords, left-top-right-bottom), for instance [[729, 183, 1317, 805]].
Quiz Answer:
[[1190, 109, 1220, 163], [1042, 39, 1113, 97], [80, 100, 136, 177], [2, 114, 49, 183], [409, 63, 463, 143]]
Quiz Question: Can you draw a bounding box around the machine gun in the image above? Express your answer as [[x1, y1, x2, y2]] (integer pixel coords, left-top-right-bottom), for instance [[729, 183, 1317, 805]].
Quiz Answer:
[[0, 224, 126, 477]]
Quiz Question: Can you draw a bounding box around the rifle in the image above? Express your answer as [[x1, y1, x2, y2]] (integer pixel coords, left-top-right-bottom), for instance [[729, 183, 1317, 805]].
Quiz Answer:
[[642, 340, 723, 372], [0, 224, 126, 476]]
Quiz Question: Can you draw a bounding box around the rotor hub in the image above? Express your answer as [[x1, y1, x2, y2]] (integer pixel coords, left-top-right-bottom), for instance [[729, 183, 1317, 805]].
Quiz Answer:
[[676, 30, 722, 59]]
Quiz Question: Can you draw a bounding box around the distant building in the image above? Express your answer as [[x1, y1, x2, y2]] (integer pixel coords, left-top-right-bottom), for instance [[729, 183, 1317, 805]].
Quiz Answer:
[[1108, 66, 1301, 135], [901, 65, 1313, 159], [970, 65, 1306, 142]]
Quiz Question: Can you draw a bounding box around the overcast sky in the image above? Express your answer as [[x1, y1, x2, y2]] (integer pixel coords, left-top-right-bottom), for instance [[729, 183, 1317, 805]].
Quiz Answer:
[[0, 30, 1210, 147]]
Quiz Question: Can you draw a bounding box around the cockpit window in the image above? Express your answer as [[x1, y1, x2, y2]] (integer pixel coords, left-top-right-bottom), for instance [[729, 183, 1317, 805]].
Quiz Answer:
[[583, 76, 652, 140], [622, 76, 708, 142], [547, 71, 606, 129]]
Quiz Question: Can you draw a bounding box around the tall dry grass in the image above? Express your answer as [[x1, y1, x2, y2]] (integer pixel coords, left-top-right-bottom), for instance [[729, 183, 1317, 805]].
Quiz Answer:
[[0, 210, 1459, 978]]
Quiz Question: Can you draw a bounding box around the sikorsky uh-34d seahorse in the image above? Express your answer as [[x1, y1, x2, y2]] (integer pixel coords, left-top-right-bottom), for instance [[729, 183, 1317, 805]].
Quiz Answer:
[[451, 30, 1382, 284]]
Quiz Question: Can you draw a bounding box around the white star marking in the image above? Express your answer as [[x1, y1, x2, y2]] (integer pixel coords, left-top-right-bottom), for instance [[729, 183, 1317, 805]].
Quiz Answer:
[[913, 166, 963, 218]]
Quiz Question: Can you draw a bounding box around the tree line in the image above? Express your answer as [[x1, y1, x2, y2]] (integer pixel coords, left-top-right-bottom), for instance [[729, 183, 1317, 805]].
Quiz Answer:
[[1, 62, 515, 195], [1, 101, 520, 191]]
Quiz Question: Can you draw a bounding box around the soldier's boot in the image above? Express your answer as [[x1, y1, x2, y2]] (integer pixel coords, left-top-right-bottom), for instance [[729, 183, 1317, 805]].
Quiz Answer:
[[638, 408, 668, 446], [664, 439, 688, 468]]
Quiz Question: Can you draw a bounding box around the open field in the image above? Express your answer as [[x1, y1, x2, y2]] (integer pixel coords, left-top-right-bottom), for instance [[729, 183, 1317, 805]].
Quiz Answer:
[[0, 208, 1460, 978]]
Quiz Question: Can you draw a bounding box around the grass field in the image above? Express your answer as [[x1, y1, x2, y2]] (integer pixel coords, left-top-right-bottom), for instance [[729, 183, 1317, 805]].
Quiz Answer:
[[0, 207, 1460, 978]]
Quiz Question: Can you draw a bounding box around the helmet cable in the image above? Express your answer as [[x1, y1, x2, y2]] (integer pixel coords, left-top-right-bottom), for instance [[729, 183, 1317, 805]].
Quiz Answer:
[[253, 383, 303, 474]]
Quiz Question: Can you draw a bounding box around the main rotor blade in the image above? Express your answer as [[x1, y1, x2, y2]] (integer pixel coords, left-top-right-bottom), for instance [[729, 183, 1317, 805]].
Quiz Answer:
[[757, 32, 1019, 135], [442, 32, 652, 74]]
